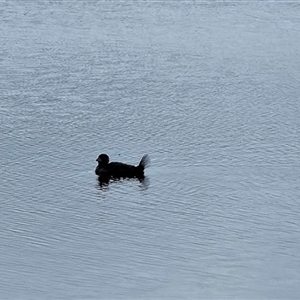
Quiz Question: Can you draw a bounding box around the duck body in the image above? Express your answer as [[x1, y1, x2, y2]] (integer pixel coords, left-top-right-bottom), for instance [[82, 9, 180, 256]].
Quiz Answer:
[[95, 154, 149, 183]]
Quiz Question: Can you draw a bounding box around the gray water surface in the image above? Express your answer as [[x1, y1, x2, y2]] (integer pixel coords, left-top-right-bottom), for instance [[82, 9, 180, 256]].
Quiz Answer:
[[1, 1, 300, 299]]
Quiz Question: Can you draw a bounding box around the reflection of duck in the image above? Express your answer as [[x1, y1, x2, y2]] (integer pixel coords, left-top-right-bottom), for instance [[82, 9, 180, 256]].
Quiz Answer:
[[95, 154, 150, 184]]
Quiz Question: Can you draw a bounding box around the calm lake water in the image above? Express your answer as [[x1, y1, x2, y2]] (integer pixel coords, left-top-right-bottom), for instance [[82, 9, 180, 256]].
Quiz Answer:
[[1, 1, 300, 299]]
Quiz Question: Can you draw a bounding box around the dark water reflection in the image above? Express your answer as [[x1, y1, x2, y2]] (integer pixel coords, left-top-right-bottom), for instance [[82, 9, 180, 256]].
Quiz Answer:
[[96, 176, 150, 191], [1, 1, 300, 299]]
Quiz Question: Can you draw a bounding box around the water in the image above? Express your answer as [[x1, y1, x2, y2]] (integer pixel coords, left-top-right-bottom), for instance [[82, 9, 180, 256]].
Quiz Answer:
[[1, 1, 300, 299]]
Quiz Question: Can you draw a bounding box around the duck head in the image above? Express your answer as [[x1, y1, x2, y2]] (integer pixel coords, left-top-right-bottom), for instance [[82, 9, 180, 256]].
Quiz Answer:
[[96, 153, 109, 165]]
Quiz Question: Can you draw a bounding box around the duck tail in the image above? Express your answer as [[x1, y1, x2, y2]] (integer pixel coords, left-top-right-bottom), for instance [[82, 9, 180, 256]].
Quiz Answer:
[[138, 154, 150, 170], [135, 154, 150, 179]]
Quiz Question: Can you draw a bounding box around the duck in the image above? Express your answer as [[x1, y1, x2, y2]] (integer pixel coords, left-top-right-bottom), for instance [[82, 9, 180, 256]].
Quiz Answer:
[[95, 153, 150, 183]]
